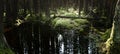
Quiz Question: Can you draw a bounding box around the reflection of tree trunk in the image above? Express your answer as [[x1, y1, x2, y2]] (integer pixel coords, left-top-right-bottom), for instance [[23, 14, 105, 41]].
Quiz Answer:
[[105, 0, 120, 54]]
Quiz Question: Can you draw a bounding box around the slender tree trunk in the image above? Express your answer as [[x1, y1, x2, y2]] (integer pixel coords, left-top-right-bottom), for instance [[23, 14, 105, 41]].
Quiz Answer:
[[105, 0, 120, 54], [0, 0, 14, 53], [0, 0, 7, 49]]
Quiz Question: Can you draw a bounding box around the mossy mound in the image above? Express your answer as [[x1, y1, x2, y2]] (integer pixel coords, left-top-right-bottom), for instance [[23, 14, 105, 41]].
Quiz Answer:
[[52, 18, 76, 29], [52, 18, 89, 32]]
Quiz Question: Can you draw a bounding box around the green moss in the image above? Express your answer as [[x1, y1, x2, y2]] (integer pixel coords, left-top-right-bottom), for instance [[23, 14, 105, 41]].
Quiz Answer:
[[51, 7, 89, 33], [73, 19, 89, 25], [52, 18, 78, 29], [0, 48, 15, 54], [52, 18, 89, 32], [101, 29, 111, 42]]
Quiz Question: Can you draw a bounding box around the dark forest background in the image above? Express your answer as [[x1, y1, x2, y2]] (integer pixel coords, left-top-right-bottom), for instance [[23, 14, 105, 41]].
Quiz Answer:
[[0, 0, 120, 54]]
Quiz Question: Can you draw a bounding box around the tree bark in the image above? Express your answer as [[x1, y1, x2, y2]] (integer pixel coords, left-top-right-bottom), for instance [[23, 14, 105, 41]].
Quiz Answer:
[[105, 0, 120, 54], [0, 0, 7, 49], [0, 0, 14, 53]]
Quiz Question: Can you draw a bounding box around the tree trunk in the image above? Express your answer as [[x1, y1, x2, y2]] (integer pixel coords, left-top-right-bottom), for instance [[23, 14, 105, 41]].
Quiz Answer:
[[0, 0, 7, 50], [0, 0, 14, 53], [105, 0, 120, 54]]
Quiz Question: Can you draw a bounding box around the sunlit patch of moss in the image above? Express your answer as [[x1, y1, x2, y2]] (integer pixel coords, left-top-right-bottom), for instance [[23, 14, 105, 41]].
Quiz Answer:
[[52, 18, 78, 29], [73, 19, 89, 25], [52, 18, 89, 30]]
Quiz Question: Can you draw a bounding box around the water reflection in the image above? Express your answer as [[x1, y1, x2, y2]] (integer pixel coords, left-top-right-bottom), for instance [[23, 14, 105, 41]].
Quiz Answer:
[[58, 34, 64, 54], [57, 30, 75, 54], [11, 23, 99, 54], [57, 29, 99, 54]]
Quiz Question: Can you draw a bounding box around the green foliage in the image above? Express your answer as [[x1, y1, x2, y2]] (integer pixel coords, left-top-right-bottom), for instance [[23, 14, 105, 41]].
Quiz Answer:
[[25, 14, 38, 21], [51, 7, 89, 30], [52, 18, 89, 32], [73, 19, 89, 25], [53, 7, 79, 17], [101, 29, 111, 42], [0, 34, 15, 54], [80, 10, 86, 18], [40, 12, 49, 23], [0, 48, 14, 54], [18, 9, 38, 21], [52, 18, 77, 29]]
